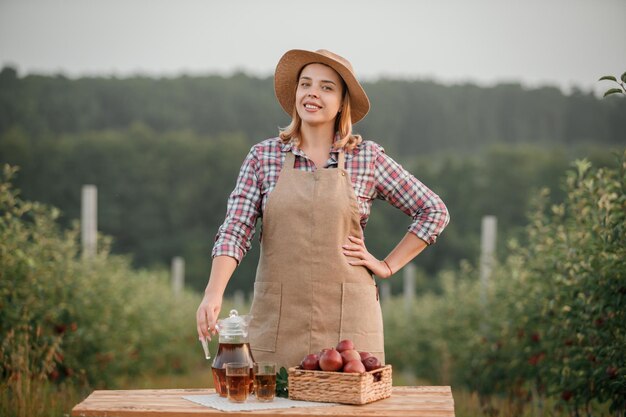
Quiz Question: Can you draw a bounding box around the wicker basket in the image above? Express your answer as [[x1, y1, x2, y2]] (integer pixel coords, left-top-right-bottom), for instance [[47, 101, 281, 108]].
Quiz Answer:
[[288, 365, 392, 405]]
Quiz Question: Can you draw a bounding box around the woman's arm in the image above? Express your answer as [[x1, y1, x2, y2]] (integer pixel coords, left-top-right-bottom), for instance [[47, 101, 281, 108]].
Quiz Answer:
[[343, 143, 449, 277], [196, 255, 238, 340], [196, 146, 263, 340], [384, 232, 428, 275], [373, 146, 450, 247]]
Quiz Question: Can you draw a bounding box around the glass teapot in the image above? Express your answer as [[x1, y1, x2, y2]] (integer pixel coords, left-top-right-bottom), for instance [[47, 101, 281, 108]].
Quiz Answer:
[[210, 309, 255, 397]]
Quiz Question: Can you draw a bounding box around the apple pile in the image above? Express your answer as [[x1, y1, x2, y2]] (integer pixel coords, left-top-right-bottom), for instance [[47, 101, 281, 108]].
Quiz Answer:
[[299, 339, 382, 373]]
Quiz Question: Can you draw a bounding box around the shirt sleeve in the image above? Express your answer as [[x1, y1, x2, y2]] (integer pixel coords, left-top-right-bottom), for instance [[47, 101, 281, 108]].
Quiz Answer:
[[211, 147, 262, 263], [373, 143, 450, 245]]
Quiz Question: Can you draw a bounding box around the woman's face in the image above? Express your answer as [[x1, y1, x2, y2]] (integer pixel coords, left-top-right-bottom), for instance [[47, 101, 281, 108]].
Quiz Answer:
[[295, 63, 344, 128]]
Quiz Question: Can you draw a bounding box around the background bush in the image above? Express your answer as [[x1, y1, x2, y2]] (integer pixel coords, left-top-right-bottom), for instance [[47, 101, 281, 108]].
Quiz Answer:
[[0, 164, 203, 416], [383, 153, 626, 416]]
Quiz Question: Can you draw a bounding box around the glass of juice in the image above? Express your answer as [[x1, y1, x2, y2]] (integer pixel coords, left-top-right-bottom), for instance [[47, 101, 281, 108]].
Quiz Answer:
[[225, 362, 251, 403], [253, 362, 276, 402]]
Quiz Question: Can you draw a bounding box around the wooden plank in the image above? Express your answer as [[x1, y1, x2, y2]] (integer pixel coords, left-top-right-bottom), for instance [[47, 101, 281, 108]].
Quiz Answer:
[[71, 387, 454, 417]]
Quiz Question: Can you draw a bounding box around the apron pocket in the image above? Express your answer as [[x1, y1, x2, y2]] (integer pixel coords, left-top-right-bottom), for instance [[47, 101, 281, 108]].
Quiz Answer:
[[340, 283, 385, 356], [249, 281, 282, 352]]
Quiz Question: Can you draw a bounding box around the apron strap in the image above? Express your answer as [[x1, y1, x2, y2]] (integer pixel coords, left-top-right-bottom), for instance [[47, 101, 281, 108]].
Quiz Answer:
[[338, 150, 346, 170], [283, 152, 296, 171]]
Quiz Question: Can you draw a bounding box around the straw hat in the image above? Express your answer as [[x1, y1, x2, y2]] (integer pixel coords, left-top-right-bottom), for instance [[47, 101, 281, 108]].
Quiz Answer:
[[274, 49, 370, 124]]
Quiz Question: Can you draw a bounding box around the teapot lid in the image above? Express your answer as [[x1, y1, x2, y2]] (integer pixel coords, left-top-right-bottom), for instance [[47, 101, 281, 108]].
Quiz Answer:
[[217, 309, 251, 342]]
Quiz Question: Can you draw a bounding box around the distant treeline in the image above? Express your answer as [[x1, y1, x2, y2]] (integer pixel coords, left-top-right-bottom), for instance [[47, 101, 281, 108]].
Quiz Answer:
[[1, 66, 625, 155], [0, 66, 624, 292]]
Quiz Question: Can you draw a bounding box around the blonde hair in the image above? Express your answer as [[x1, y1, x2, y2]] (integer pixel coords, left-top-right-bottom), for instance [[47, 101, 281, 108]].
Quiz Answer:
[[278, 69, 363, 151]]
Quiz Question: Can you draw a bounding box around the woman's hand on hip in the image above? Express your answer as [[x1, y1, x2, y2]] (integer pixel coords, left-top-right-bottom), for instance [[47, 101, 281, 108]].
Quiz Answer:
[[342, 235, 392, 278], [196, 293, 222, 341]]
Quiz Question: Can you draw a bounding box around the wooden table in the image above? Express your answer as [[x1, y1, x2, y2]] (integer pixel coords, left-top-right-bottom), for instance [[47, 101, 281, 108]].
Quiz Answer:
[[71, 387, 455, 417]]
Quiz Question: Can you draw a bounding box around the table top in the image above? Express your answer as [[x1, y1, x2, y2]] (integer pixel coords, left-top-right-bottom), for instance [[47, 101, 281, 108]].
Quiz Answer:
[[71, 387, 455, 417]]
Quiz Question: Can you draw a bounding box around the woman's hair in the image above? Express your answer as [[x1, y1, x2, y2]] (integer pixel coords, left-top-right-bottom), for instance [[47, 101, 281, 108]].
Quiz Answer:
[[278, 66, 363, 151]]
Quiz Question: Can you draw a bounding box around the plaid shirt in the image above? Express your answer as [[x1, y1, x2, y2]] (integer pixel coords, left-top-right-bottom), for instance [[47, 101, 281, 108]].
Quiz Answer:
[[212, 137, 450, 263]]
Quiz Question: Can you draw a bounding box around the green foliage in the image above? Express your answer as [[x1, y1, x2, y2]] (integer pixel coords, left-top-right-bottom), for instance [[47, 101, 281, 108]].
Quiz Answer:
[[383, 153, 626, 415], [1, 69, 625, 294], [0, 165, 203, 416], [0, 126, 254, 291], [369, 145, 615, 289], [1, 68, 625, 151], [1, 118, 618, 294], [276, 367, 289, 398], [4, 69, 624, 415], [599, 72, 626, 97]]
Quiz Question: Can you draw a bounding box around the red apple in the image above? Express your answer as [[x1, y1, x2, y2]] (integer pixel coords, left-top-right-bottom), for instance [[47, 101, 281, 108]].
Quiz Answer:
[[300, 354, 319, 370], [359, 351, 373, 360], [336, 339, 355, 353], [318, 348, 331, 357], [362, 356, 382, 371], [319, 348, 343, 372], [343, 359, 366, 373], [340, 349, 361, 364]]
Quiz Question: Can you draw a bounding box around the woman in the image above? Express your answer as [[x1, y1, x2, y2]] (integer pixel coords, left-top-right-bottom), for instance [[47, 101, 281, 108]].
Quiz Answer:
[[196, 49, 450, 369]]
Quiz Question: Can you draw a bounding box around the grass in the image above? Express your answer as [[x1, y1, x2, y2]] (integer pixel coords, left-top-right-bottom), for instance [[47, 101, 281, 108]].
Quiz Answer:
[[1, 360, 214, 417], [0, 379, 89, 417]]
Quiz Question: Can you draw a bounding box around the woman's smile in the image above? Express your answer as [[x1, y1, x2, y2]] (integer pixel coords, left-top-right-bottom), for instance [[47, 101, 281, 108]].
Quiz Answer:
[[303, 101, 323, 111]]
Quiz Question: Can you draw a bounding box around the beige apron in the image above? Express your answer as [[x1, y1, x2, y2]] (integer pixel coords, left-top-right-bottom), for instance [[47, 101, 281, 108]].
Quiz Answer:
[[248, 150, 385, 370]]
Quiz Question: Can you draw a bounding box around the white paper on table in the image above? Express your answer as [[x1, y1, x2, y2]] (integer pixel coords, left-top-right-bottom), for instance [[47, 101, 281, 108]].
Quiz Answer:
[[183, 394, 338, 412]]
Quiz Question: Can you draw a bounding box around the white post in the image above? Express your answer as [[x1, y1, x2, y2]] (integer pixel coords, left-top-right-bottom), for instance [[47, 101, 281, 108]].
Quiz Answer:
[[479, 215, 497, 304], [233, 290, 245, 310], [403, 263, 416, 312], [380, 282, 391, 304], [81, 185, 97, 259], [171, 257, 185, 296]]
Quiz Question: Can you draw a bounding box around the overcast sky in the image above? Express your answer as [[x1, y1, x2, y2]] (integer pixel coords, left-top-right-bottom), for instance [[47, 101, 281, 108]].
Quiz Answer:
[[1, 0, 624, 95]]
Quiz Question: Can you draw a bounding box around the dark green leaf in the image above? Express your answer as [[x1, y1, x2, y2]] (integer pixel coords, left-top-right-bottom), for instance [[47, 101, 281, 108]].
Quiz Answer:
[[621, 71, 626, 83], [603, 88, 623, 97], [275, 366, 289, 398], [598, 75, 617, 82]]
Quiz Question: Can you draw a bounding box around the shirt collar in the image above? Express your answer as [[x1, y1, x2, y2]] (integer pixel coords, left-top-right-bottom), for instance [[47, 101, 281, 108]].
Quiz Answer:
[[279, 138, 293, 153], [279, 133, 358, 162], [279, 139, 306, 158]]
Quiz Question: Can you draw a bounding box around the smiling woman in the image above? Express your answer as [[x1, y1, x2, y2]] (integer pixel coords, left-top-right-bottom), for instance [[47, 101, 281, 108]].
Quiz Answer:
[[275, 49, 370, 154], [196, 48, 450, 371], [289, 64, 345, 167]]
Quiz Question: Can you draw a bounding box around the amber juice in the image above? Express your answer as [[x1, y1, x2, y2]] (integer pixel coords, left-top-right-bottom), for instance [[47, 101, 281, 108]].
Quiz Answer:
[[211, 343, 254, 397], [226, 373, 251, 403], [254, 373, 276, 402]]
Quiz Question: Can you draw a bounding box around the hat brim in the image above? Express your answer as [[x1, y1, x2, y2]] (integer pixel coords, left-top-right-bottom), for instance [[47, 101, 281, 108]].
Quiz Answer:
[[274, 50, 370, 124]]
